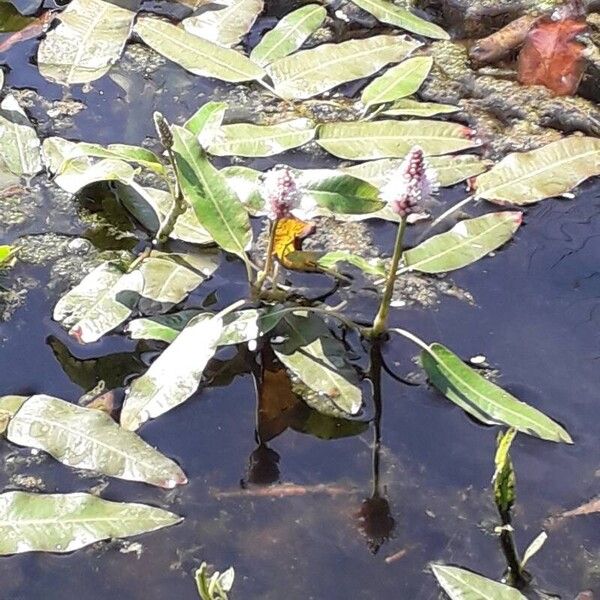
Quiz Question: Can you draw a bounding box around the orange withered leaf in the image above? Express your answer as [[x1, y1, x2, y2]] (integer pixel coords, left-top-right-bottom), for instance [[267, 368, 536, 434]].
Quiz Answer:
[[517, 17, 588, 95], [272, 217, 319, 270]]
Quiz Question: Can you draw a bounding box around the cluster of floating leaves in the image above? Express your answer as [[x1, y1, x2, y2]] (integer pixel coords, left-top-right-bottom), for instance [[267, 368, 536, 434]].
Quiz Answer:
[[0, 0, 599, 597]]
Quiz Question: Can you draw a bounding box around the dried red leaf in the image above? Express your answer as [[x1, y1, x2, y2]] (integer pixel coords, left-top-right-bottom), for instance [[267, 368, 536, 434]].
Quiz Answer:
[[517, 17, 588, 95]]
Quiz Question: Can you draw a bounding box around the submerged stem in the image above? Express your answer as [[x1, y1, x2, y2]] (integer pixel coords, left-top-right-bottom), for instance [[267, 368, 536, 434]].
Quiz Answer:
[[371, 217, 407, 337]]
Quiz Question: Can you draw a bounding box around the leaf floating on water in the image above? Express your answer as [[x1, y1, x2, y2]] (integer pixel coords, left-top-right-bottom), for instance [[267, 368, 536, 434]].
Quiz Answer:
[[344, 155, 491, 188], [207, 118, 316, 157], [6, 394, 187, 488], [383, 98, 460, 117], [184, 101, 228, 147], [272, 313, 362, 415], [317, 251, 386, 277], [361, 56, 433, 108], [403, 212, 522, 274], [75, 142, 166, 176], [266, 35, 421, 100], [431, 564, 527, 599], [0, 95, 42, 176], [126, 310, 205, 343], [121, 312, 225, 430], [172, 125, 252, 259], [348, 0, 449, 39], [37, 0, 136, 85], [0, 395, 28, 434], [317, 120, 477, 160], [474, 136, 600, 205], [0, 491, 182, 555], [250, 4, 327, 67], [0, 244, 18, 268], [421, 343, 573, 443], [182, 0, 263, 47], [135, 16, 266, 83]]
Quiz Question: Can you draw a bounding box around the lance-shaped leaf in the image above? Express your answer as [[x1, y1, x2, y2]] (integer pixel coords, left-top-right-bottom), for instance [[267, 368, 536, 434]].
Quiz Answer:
[[317, 120, 476, 160], [52, 156, 136, 195], [299, 171, 385, 215], [37, 0, 136, 85], [6, 395, 187, 488], [250, 4, 327, 67], [126, 310, 205, 343], [493, 428, 517, 516], [348, 0, 449, 39], [272, 313, 362, 415], [431, 564, 527, 600], [0, 95, 42, 176], [383, 98, 459, 117], [403, 212, 522, 274], [361, 56, 433, 108], [53, 261, 143, 344], [421, 343, 573, 443], [182, 0, 263, 47], [121, 312, 225, 430], [172, 125, 252, 258], [112, 181, 214, 245], [0, 491, 182, 555], [344, 154, 491, 188], [134, 16, 266, 83], [475, 137, 600, 205], [185, 101, 228, 147], [317, 251, 386, 277], [266, 35, 421, 100], [75, 142, 166, 176], [208, 118, 316, 157]]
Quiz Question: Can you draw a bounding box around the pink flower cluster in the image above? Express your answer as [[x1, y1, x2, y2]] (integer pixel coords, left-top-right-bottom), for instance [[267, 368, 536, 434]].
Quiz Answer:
[[260, 165, 302, 220], [380, 146, 438, 217]]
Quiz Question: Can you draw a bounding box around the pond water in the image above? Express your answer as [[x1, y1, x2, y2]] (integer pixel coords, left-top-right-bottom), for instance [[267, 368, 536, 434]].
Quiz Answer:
[[0, 2, 599, 599]]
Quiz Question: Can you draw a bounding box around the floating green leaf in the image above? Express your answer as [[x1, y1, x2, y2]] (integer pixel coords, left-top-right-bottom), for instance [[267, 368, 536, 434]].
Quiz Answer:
[[317, 251, 386, 276], [431, 564, 526, 600], [182, 0, 263, 47], [349, 0, 449, 39], [37, 0, 136, 85], [6, 394, 187, 488], [172, 125, 252, 258], [250, 4, 327, 67], [0, 245, 17, 268], [475, 136, 600, 205], [317, 120, 476, 160], [421, 343, 573, 443], [185, 101, 228, 147], [53, 157, 136, 195], [126, 310, 204, 343], [361, 56, 433, 108], [208, 118, 316, 157], [403, 212, 522, 274], [0, 95, 42, 176], [135, 16, 266, 83], [344, 155, 491, 188], [266, 35, 420, 100], [383, 98, 460, 117], [75, 142, 166, 176], [272, 313, 362, 415], [121, 312, 225, 430], [0, 491, 182, 555], [0, 395, 27, 434]]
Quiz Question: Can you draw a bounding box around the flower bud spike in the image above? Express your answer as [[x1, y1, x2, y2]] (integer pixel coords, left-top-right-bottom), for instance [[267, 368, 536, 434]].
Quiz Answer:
[[153, 111, 173, 149]]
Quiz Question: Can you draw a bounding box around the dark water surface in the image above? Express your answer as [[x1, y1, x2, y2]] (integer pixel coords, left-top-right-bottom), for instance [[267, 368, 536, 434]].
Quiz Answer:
[[1, 7, 599, 600]]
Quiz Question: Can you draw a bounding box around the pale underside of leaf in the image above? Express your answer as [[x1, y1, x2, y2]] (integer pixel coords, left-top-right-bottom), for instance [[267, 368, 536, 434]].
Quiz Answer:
[[317, 119, 476, 160], [0, 491, 182, 555], [134, 16, 266, 83], [475, 136, 600, 205], [7, 395, 187, 488], [37, 0, 136, 85], [266, 34, 421, 100], [383, 98, 460, 117], [250, 4, 327, 67]]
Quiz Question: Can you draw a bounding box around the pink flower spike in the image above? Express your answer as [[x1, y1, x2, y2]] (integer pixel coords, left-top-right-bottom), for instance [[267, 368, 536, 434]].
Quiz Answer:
[[380, 146, 439, 218], [260, 165, 302, 220]]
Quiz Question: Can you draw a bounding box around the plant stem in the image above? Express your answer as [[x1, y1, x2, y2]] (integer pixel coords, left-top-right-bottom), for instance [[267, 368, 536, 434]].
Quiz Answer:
[[254, 219, 278, 295], [371, 217, 407, 337]]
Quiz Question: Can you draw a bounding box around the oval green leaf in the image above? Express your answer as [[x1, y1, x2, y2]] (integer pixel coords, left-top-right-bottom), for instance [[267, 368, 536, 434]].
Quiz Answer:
[[361, 56, 433, 108], [317, 120, 476, 160], [475, 136, 600, 205], [266, 34, 421, 100], [421, 343, 573, 443], [250, 4, 327, 67], [7, 394, 187, 488], [0, 491, 182, 555], [403, 212, 522, 274]]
